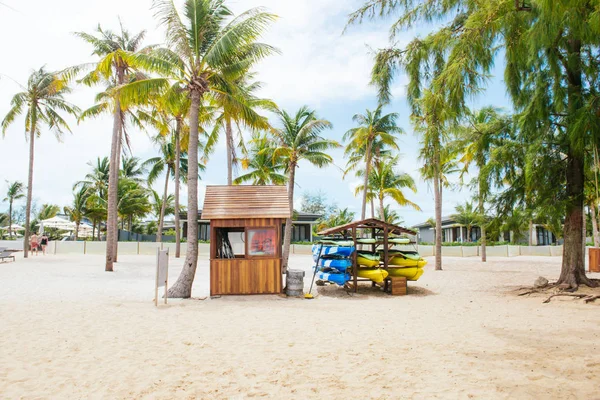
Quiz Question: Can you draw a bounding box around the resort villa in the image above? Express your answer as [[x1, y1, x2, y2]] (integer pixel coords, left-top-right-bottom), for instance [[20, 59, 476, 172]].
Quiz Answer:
[[412, 216, 558, 245]]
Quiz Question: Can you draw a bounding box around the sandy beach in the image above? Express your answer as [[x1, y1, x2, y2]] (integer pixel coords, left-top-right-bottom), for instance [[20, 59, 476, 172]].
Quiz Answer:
[[1, 253, 599, 399]]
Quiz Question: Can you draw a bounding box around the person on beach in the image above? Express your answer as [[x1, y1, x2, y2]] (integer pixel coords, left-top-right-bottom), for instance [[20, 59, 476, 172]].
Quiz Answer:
[[30, 233, 38, 256], [40, 234, 49, 255]]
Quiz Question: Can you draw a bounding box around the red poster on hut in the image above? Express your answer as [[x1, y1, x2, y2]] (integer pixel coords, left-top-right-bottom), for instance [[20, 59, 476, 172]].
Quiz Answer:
[[248, 228, 276, 256]]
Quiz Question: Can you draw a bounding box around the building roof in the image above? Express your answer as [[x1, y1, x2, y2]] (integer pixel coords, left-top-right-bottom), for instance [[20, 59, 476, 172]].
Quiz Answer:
[[318, 218, 416, 236], [201, 185, 291, 220], [412, 216, 456, 229]]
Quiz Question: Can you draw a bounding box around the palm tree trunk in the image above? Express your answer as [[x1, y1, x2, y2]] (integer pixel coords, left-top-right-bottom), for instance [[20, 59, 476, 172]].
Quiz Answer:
[[361, 145, 372, 220], [113, 125, 123, 262], [24, 128, 35, 258], [105, 75, 123, 272], [282, 160, 296, 273], [168, 89, 202, 298], [591, 202, 599, 247], [433, 148, 442, 271], [8, 201, 12, 239], [174, 119, 182, 258], [75, 221, 79, 242], [379, 195, 385, 222], [226, 118, 234, 185], [92, 219, 96, 241], [478, 195, 486, 262], [157, 166, 170, 243], [528, 220, 534, 246], [370, 199, 375, 219]]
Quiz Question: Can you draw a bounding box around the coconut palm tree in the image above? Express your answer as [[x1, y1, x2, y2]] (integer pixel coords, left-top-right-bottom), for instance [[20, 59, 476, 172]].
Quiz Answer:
[[234, 132, 287, 185], [452, 202, 478, 242], [120, 156, 146, 182], [315, 208, 355, 234], [75, 157, 110, 240], [3, 181, 25, 239], [144, 134, 198, 242], [204, 73, 276, 185], [121, 0, 277, 297], [343, 106, 403, 220], [74, 22, 151, 271], [355, 156, 420, 219], [64, 187, 91, 241], [379, 204, 405, 226], [117, 178, 151, 231], [150, 190, 175, 232], [272, 106, 338, 271], [1, 68, 79, 257], [457, 107, 512, 259]]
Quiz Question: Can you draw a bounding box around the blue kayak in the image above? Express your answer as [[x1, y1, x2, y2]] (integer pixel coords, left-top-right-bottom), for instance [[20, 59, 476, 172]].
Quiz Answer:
[[312, 244, 355, 261], [317, 258, 352, 271], [317, 271, 349, 286]]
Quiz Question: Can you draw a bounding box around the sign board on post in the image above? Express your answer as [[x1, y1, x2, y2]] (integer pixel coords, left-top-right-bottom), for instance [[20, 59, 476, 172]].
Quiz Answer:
[[155, 248, 169, 306]]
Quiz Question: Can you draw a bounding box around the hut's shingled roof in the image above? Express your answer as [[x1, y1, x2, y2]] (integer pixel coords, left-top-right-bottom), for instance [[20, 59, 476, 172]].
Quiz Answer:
[[201, 185, 290, 219]]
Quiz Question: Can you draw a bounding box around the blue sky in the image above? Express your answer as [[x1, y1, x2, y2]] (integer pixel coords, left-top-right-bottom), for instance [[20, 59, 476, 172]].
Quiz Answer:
[[0, 0, 512, 226]]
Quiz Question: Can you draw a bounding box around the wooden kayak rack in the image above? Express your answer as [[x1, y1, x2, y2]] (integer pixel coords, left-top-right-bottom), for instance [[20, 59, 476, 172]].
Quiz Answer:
[[317, 218, 417, 293]]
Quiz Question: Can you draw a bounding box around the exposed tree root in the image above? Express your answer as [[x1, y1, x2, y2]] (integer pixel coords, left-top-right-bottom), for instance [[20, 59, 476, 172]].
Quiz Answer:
[[584, 295, 600, 303], [543, 293, 589, 303]]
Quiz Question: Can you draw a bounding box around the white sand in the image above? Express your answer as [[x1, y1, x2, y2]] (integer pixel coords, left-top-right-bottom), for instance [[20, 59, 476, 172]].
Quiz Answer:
[[1, 252, 599, 399]]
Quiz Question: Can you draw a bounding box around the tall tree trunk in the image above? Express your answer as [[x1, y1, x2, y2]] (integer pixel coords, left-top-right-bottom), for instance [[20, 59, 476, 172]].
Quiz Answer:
[[379, 195, 385, 222], [361, 144, 372, 220], [168, 89, 202, 298], [157, 166, 170, 243], [113, 126, 123, 262], [74, 221, 79, 242], [8, 201, 12, 239], [528, 220, 534, 246], [105, 68, 124, 271], [591, 202, 599, 247], [174, 119, 182, 258], [92, 219, 96, 241], [558, 38, 595, 288], [282, 160, 296, 273], [23, 128, 35, 258], [478, 195, 486, 262], [370, 198, 375, 219], [226, 118, 234, 186], [433, 146, 442, 271], [98, 221, 101, 241]]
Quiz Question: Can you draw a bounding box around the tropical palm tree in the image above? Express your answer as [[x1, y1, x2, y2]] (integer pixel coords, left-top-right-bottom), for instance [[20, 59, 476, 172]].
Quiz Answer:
[[122, 0, 277, 297], [271, 106, 338, 271], [150, 190, 175, 233], [314, 208, 355, 234], [379, 204, 405, 226], [1, 68, 79, 257], [355, 156, 420, 219], [452, 202, 478, 242], [204, 73, 276, 185], [74, 22, 150, 271], [75, 157, 110, 240], [64, 187, 91, 241], [3, 181, 25, 238], [117, 178, 151, 231], [457, 107, 512, 259], [144, 134, 197, 242], [120, 156, 146, 182], [343, 106, 403, 220], [234, 132, 287, 185]]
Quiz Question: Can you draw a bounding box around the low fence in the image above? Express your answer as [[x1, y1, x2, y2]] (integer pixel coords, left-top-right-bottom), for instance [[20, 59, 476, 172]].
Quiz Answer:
[[16, 241, 568, 258], [46, 241, 211, 257]]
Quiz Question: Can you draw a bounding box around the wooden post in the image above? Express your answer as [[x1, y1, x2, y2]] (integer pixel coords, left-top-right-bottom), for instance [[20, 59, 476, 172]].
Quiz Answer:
[[155, 248, 159, 307]]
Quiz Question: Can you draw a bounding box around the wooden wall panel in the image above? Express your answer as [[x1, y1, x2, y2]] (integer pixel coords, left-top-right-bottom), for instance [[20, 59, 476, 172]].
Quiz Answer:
[[210, 258, 282, 295]]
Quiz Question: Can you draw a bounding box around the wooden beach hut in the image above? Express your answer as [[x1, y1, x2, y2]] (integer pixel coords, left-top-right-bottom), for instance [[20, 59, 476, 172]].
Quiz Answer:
[[202, 185, 290, 296]]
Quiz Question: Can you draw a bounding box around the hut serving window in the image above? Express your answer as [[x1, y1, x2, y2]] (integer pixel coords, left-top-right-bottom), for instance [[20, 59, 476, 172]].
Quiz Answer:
[[215, 227, 278, 259]]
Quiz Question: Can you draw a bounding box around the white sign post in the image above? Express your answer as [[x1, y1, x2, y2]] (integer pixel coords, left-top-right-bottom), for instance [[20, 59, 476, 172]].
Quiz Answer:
[[155, 248, 169, 306]]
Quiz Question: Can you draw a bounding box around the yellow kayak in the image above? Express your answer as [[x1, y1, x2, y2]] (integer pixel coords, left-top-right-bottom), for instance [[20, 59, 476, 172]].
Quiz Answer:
[[389, 257, 428, 268], [355, 268, 389, 284], [387, 267, 424, 281], [357, 255, 380, 267]]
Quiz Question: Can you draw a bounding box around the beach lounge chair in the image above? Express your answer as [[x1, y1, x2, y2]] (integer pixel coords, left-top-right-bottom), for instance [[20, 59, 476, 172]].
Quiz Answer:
[[0, 250, 17, 262]]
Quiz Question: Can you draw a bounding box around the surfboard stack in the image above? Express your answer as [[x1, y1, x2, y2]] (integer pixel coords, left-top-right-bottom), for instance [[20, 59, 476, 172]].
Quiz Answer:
[[312, 240, 355, 286]]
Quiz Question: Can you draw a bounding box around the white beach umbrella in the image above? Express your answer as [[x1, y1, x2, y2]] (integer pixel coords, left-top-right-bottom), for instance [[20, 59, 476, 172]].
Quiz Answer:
[[39, 216, 76, 233], [0, 224, 25, 231]]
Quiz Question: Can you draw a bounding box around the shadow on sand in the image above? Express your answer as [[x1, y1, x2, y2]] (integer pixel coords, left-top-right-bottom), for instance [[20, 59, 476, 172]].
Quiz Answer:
[[316, 282, 436, 299]]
